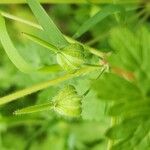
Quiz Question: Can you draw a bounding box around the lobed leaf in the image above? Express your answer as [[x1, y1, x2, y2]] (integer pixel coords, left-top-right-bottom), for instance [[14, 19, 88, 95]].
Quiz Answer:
[[106, 117, 141, 140], [111, 119, 150, 150], [108, 99, 150, 117], [109, 26, 150, 95], [109, 27, 142, 72], [93, 73, 142, 101], [109, 26, 150, 75]]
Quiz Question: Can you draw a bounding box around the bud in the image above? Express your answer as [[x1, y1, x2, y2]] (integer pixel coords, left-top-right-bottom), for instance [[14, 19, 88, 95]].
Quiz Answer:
[[53, 85, 82, 118], [56, 43, 85, 72]]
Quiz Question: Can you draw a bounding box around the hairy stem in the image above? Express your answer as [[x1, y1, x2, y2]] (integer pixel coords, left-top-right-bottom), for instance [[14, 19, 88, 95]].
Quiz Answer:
[[0, 66, 99, 106]]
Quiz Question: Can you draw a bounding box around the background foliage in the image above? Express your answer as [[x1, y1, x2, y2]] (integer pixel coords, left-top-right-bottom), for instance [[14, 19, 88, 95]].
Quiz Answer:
[[0, 0, 150, 150]]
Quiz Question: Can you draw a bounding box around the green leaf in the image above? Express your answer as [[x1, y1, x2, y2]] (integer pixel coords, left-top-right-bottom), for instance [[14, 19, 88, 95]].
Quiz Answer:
[[22, 32, 59, 53], [108, 99, 150, 117], [111, 139, 132, 150], [111, 119, 150, 150], [109, 26, 150, 74], [93, 73, 142, 101], [0, 15, 59, 74], [106, 117, 141, 140], [109, 27, 141, 72], [130, 122, 150, 146], [27, 0, 68, 48], [82, 90, 106, 121], [140, 27, 150, 73], [0, 14, 36, 73], [73, 4, 137, 39], [73, 5, 120, 39], [93, 26, 150, 150], [109, 26, 150, 94], [14, 102, 53, 115]]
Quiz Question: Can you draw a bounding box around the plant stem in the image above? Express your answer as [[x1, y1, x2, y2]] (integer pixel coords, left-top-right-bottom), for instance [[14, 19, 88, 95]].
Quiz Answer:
[[83, 66, 106, 96], [0, 11, 42, 29], [0, 10, 105, 58], [0, 66, 98, 106], [107, 117, 118, 150], [107, 118, 114, 150]]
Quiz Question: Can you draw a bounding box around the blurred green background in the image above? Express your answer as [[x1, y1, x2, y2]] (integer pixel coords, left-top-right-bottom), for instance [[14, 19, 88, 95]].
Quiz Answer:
[[0, 0, 150, 150]]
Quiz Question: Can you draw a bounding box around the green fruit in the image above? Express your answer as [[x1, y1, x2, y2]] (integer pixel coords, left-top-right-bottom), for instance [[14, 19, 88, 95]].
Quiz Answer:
[[56, 43, 85, 72], [53, 85, 82, 118]]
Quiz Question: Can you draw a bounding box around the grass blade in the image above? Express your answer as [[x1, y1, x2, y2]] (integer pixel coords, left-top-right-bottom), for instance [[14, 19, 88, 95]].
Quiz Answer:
[[73, 4, 136, 39], [14, 102, 53, 115], [73, 5, 122, 39], [27, 0, 69, 48], [0, 14, 36, 73]]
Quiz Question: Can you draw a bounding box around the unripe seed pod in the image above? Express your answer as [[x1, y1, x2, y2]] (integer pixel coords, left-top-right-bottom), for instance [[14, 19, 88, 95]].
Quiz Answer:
[[56, 43, 85, 72], [53, 85, 82, 118]]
